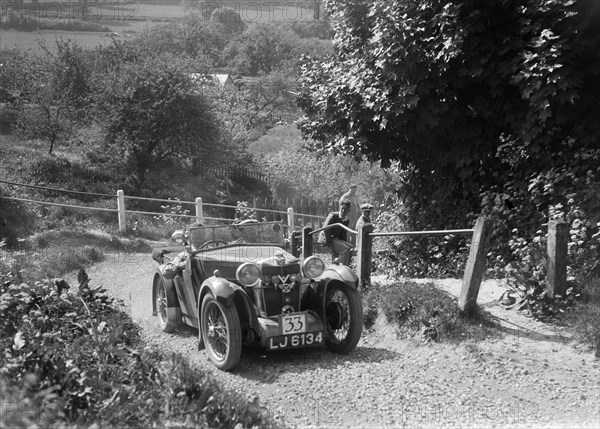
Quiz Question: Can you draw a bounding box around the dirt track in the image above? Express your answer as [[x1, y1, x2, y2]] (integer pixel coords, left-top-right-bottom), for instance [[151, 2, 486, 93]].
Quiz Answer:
[[84, 253, 600, 428]]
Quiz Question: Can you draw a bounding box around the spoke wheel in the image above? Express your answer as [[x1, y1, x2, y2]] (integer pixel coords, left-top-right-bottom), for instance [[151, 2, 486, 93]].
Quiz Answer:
[[324, 284, 363, 354], [201, 294, 242, 371], [155, 276, 181, 333]]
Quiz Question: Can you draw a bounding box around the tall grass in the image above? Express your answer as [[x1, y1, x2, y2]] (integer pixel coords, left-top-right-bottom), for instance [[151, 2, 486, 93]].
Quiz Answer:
[[565, 276, 600, 357], [0, 227, 151, 283], [363, 280, 497, 343]]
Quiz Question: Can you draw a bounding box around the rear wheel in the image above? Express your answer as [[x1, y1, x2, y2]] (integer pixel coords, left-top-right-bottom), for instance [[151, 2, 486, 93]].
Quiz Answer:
[[324, 283, 363, 354], [201, 294, 242, 371], [155, 276, 181, 333]]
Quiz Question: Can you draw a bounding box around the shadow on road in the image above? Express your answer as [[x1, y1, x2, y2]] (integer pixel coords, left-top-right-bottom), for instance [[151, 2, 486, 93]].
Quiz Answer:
[[486, 313, 573, 344], [233, 345, 400, 383]]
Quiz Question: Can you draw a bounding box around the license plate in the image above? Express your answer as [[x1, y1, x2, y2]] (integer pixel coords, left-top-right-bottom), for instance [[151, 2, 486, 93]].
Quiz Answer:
[[267, 332, 324, 350], [280, 313, 307, 334]]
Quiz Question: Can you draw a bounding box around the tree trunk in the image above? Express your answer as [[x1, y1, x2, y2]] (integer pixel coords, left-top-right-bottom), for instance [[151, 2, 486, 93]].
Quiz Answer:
[[48, 136, 55, 154]]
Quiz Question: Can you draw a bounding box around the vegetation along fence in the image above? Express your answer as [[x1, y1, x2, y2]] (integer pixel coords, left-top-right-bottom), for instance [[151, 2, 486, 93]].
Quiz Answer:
[[299, 217, 568, 317], [1, 180, 568, 316]]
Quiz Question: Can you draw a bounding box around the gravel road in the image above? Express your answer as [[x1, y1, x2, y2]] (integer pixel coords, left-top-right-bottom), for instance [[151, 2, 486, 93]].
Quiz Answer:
[[84, 252, 600, 429]]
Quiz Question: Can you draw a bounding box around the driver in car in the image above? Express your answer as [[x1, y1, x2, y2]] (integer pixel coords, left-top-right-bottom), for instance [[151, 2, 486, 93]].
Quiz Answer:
[[160, 230, 189, 279]]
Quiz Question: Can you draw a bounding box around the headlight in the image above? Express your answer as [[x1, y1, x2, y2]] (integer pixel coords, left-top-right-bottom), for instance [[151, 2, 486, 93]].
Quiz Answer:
[[303, 256, 325, 279], [236, 263, 260, 286]]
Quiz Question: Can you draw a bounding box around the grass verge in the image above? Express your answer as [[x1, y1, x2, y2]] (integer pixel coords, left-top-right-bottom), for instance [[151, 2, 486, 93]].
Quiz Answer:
[[363, 280, 497, 343], [0, 276, 279, 428], [1, 227, 152, 284], [564, 276, 600, 357]]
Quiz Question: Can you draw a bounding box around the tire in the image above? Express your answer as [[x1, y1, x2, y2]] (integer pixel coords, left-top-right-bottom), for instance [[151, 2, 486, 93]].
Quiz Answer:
[[155, 276, 181, 333], [324, 283, 363, 354], [200, 294, 242, 371]]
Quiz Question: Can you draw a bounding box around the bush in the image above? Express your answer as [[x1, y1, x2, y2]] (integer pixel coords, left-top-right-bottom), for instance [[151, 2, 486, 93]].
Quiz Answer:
[[254, 124, 403, 202], [371, 195, 471, 278], [564, 277, 600, 357], [500, 228, 582, 320], [480, 159, 600, 279], [0, 277, 279, 428], [363, 280, 495, 343]]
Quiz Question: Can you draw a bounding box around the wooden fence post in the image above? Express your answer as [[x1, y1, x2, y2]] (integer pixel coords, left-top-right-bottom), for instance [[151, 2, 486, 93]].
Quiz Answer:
[[302, 227, 313, 259], [117, 190, 126, 233], [356, 223, 373, 289], [195, 197, 204, 225], [458, 217, 492, 316], [287, 207, 294, 232], [547, 219, 568, 297]]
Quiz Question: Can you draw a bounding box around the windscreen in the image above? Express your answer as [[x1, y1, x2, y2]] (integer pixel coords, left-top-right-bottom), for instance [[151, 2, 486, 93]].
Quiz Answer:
[[189, 221, 285, 250]]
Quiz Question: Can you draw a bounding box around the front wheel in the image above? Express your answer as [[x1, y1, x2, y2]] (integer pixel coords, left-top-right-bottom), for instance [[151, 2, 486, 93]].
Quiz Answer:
[[324, 283, 363, 354], [201, 294, 242, 371]]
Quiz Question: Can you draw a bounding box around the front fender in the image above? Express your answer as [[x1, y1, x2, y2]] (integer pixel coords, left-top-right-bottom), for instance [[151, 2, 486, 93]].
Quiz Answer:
[[321, 264, 359, 289], [199, 276, 241, 307], [312, 266, 359, 322], [197, 276, 259, 343]]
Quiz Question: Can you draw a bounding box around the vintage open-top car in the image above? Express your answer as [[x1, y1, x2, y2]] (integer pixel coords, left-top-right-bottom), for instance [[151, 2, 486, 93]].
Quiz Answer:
[[151, 221, 363, 370]]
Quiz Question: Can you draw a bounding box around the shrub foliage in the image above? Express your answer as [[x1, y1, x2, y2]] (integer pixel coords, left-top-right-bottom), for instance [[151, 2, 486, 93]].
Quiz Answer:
[[363, 280, 496, 343], [0, 276, 278, 428]]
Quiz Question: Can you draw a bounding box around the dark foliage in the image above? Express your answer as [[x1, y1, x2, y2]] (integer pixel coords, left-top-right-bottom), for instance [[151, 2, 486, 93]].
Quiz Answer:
[[0, 275, 279, 428]]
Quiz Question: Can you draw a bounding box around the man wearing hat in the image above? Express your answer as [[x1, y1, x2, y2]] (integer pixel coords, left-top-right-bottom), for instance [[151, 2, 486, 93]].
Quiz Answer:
[[356, 203, 373, 231]]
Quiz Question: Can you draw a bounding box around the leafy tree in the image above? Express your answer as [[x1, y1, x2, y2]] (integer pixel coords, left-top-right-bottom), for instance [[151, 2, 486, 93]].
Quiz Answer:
[[181, 0, 245, 34], [299, 0, 600, 181], [98, 56, 225, 188], [299, 0, 600, 278], [289, 19, 333, 40], [224, 23, 298, 75], [209, 7, 246, 35], [0, 49, 28, 103], [132, 15, 231, 66], [202, 70, 300, 150], [13, 104, 73, 155], [9, 40, 92, 153]]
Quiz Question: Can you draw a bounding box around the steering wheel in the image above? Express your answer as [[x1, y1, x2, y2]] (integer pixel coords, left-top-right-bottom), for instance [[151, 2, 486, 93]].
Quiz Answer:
[[198, 240, 229, 250]]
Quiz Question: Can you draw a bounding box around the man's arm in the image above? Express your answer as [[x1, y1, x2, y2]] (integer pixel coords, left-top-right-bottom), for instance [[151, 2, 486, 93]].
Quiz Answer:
[[162, 251, 187, 279], [322, 212, 336, 246]]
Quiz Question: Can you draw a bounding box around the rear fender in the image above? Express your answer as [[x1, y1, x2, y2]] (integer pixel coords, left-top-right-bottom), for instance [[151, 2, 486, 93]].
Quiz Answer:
[[152, 271, 180, 316]]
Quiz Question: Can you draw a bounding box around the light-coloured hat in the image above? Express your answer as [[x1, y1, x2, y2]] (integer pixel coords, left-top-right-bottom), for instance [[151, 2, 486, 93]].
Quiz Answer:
[[360, 203, 373, 210]]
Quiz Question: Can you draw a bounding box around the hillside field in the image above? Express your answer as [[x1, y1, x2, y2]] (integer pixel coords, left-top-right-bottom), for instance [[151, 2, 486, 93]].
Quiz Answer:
[[0, 1, 316, 51]]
